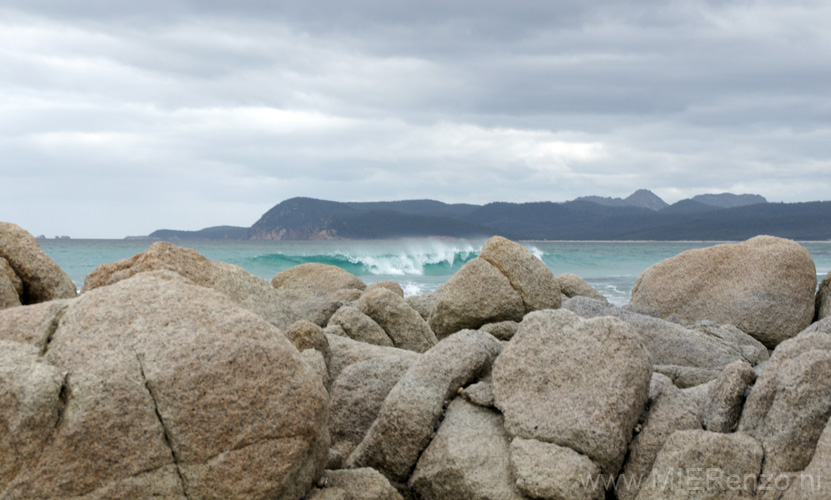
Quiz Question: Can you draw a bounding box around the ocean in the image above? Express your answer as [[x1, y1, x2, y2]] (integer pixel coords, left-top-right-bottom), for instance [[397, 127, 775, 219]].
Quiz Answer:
[[40, 239, 831, 306]]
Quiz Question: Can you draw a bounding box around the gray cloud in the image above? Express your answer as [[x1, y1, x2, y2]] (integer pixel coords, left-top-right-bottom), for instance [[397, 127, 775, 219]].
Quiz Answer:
[[1, 0, 829, 237]]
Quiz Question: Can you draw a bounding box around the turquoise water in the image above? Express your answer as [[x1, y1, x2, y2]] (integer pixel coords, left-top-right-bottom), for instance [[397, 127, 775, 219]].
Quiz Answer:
[[39, 239, 831, 306]]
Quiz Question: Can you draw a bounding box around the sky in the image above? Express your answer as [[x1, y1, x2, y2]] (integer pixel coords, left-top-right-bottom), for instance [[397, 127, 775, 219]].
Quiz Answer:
[[2, 0, 830, 238]]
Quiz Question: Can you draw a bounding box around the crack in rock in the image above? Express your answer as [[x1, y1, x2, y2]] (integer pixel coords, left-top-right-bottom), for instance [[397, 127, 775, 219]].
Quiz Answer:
[[54, 372, 69, 431], [39, 305, 68, 357], [136, 354, 191, 500], [478, 254, 530, 312]]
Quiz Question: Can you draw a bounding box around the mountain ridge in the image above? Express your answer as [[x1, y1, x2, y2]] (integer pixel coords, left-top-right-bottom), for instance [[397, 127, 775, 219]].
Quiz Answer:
[[574, 189, 669, 211], [143, 191, 831, 241], [691, 193, 767, 208]]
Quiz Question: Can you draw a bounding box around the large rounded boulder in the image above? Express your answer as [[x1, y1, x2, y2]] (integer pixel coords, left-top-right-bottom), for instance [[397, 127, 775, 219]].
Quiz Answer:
[[272, 263, 366, 300], [82, 241, 298, 330], [0, 222, 76, 306], [630, 235, 816, 348], [428, 236, 560, 339], [739, 330, 831, 476], [492, 309, 651, 476], [635, 430, 763, 500], [1, 270, 329, 500], [478, 235, 561, 312], [355, 287, 437, 353], [427, 258, 525, 339]]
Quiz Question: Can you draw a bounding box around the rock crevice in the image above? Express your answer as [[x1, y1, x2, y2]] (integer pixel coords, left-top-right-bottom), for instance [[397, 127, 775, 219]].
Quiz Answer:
[[39, 306, 68, 357], [136, 354, 191, 500]]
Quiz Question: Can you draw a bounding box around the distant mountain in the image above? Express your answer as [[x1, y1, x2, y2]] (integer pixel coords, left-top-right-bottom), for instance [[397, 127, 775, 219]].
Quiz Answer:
[[625, 189, 670, 210], [690, 193, 767, 208], [574, 189, 669, 211], [247, 198, 358, 240], [149, 226, 249, 240], [343, 200, 480, 219], [246, 197, 491, 240], [143, 194, 831, 241], [659, 200, 723, 216]]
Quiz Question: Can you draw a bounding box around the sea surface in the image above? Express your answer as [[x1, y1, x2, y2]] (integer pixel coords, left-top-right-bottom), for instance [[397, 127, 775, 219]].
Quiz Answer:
[[40, 239, 831, 306]]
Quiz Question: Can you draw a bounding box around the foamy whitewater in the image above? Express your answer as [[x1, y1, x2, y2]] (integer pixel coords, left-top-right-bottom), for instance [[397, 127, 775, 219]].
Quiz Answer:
[[41, 239, 831, 306]]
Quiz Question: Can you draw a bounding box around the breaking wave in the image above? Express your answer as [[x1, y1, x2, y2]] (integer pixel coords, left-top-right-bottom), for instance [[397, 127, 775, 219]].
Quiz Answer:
[[245, 243, 481, 277]]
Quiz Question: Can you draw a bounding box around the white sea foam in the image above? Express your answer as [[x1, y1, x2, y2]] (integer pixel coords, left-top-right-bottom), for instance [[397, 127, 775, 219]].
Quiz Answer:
[[335, 241, 480, 276], [591, 282, 631, 306], [527, 246, 545, 261], [402, 281, 424, 297]]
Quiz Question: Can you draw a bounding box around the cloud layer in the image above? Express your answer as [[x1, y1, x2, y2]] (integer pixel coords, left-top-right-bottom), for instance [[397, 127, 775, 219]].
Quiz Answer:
[[2, 0, 830, 236]]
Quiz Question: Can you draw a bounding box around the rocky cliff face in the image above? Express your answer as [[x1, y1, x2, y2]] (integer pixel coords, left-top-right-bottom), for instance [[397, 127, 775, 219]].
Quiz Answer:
[[247, 197, 351, 240]]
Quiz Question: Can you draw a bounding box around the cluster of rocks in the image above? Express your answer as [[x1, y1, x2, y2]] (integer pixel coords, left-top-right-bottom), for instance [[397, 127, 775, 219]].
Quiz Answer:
[[2, 224, 831, 500]]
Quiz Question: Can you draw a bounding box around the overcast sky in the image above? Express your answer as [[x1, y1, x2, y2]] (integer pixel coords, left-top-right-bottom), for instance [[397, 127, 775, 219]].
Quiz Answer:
[[2, 0, 830, 237]]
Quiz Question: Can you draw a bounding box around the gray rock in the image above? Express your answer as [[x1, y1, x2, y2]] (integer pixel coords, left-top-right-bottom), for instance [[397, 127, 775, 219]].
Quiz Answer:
[[356, 288, 437, 353], [428, 258, 525, 339], [365, 281, 404, 298], [479, 320, 519, 341], [654, 365, 721, 388], [564, 297, 766, 370], [331, 288, 365, 302], [347, 330, 502, 482], [290, 297, 345, 327], [630, 236, 817, 348], [300, 349, 331, 391], [752, 362, 768, 380], [703, 361, 757, 433], [326, 449, 344, 470], [739, 330, 831, 475], [635, 430, 764, 500], [409, 398, 524, 500], [680, 379, 719, 413], [3, 271, 329, 500], [285, 320, 332, 367], [325, 333, 420, 383], [617, 383, 703, 500], [0, 299, 73, 352], [0, 256, 22, 309], [800, 317, 831, 336], [648, 372, 676, 400], [323, 324, 348, 337], [780, 417, 831, 499], [329, 356, 414, 459], [691, 320, 770, 366], [315, 468, 403, 500], [815, 271, 831, 321], [308, 488, 349, 500], [81, 241, 298, 330], [0, 340, 65, 488], [555, 272, 607, 302], [492, 309, 651, 475], [405, 291, 438, 321], [623, 303, 662, 318], [0, 222, 77, 304], [272, 263, 366, 299], [510, 437, 604, 500], [478, 235, 561, 312], [460, 380, 495, 408], [328, 306, 394, 347]]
